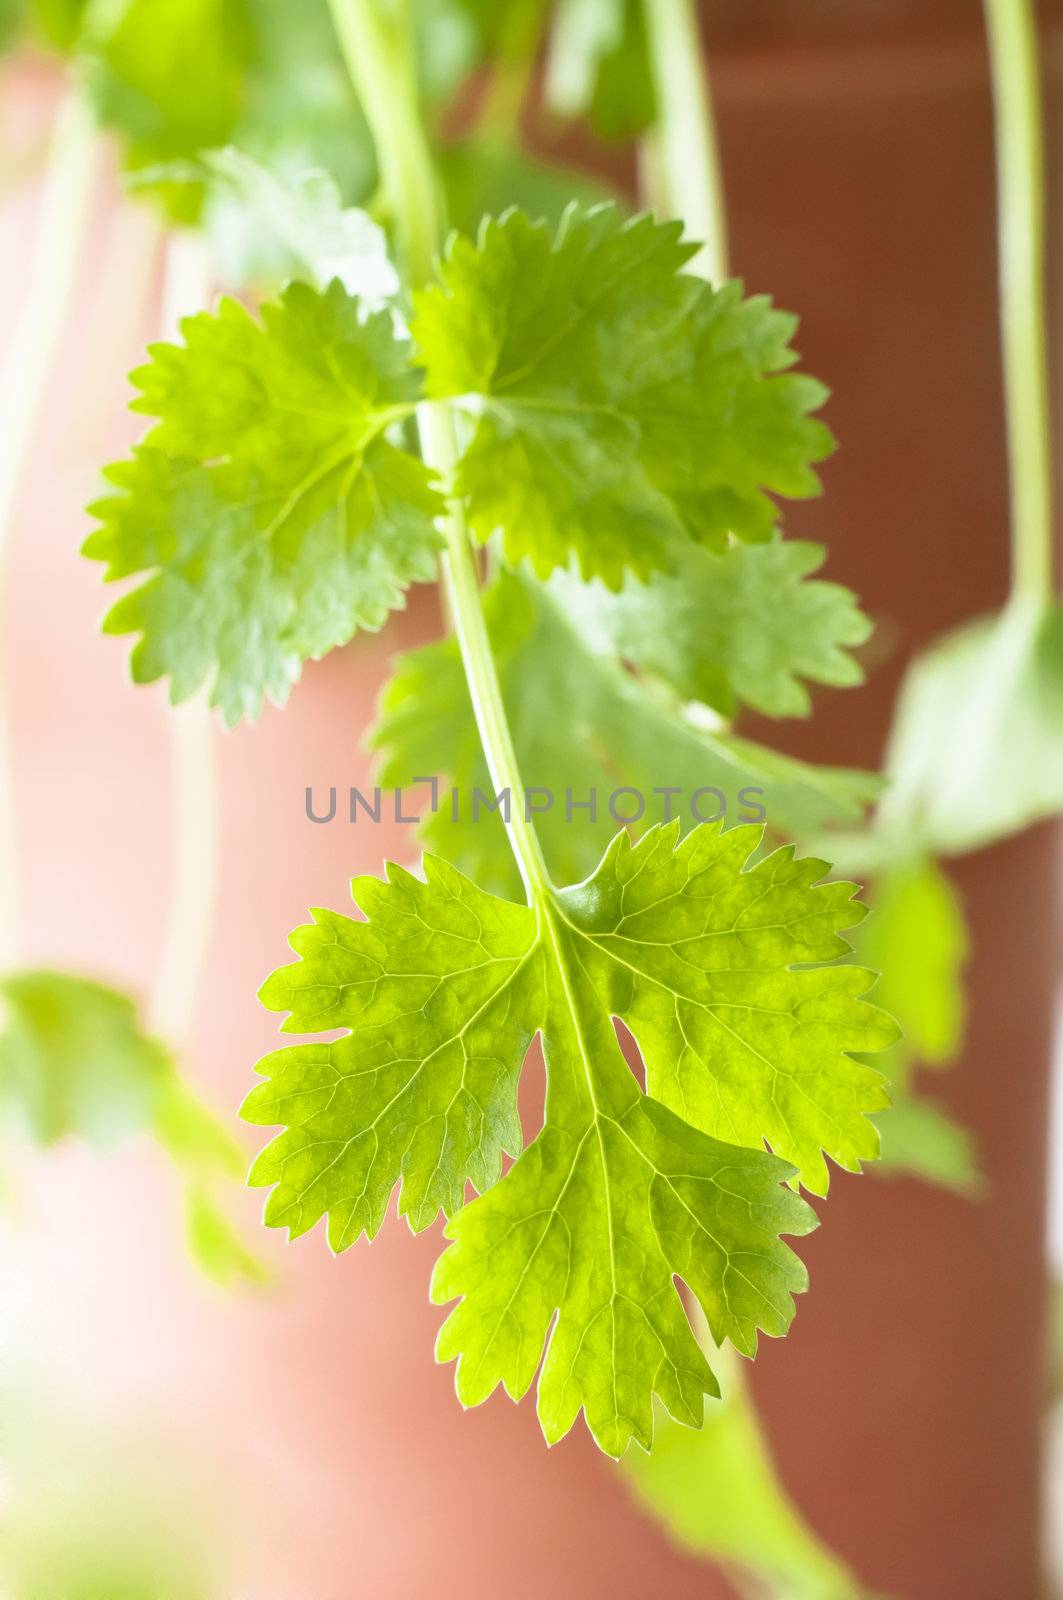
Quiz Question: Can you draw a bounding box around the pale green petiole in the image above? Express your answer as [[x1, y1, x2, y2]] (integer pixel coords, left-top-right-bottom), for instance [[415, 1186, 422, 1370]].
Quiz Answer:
[[983, 0, 1055, 604]]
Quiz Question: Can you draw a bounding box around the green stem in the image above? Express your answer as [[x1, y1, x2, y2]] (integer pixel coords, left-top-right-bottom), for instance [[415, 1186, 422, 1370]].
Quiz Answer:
[[327, 0, 551, 902], [0, 87, 98, 970], [641, 0, 728, 282], [326, 0, 441, 286], [148, 232, 221, 1045], [983, 0, 1054, 602]]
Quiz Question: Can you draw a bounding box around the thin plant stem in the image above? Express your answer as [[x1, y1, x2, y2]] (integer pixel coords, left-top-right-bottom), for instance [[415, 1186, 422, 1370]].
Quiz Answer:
[[0, 87, 98, 970], [327, 0, 551, 903], [983, 0, 1054, 603], [641, 0, 728, 282], [148, 231, 220, 1043]]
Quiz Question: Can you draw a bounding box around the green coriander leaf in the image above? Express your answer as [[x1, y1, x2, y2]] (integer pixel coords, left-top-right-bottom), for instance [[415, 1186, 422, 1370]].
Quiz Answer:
[[244, 857, 535, 1241], [83, 281, 442, 724], [247, 824, 884, 1452], [558, 824, 896, 1195], [371, 569, 880, 897], [879, 596, 1063, 854], [552, 537, 872, 720], [86, 0, 252, 224], [413, 205, 834, 584], [246, 826, 895, 1451]]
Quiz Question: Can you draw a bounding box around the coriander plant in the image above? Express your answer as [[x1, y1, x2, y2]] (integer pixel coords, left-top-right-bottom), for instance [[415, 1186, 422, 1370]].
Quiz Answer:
[[0, 0, 1059, 1595]]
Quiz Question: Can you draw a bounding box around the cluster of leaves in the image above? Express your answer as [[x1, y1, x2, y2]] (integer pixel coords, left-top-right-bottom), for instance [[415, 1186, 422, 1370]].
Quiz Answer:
[[0, 971, 264, 1285], [82, 195, 903, 1450]]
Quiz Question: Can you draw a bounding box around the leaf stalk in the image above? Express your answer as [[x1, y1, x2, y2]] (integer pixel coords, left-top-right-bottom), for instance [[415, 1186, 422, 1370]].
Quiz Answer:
[[983, 0, 1055, 602], [328, 0, 552, 902], [641, 0, 728, 282]]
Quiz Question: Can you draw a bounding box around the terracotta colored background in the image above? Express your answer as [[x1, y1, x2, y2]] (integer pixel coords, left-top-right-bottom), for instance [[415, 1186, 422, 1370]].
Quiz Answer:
[[1, 4, 1061, 1597]]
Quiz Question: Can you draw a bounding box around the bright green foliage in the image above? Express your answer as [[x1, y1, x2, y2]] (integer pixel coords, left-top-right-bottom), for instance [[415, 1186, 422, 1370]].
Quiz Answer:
[[246, 824, 896, 1452], [545, 0, 655, 139], [245, 855, 534, 1243], [84, 282, 441, 724], [413, 206, 834, 584], [0, 970, 264, 1281], [881, 596, 1063, 854], [87, 0, 252, 223], [555, 825, 896, 1195], [0, 972, 169, 1146], [372, 569, 880, 896], [626, 1346, 865, 1598], [553, 537, 871, 720]]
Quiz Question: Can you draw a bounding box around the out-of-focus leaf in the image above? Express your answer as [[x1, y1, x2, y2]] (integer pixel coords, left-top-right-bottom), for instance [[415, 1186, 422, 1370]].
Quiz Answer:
[[234, 0, 377, 203], [439, 137, 618, 235], [859, 858, 968, 1068], [86, 0, 253, 224], [196, 147, 399, 298], [31, 0, 85, 47], [184, 1184, 271, 1287], [545, 0, 655, 139], [84, 283, 441, 724], [551, 536, 872, 720], [854, 858, 979, 1195], [873, 1093, 981, 1196], [880, 596, 1063, 855], [627, 1341, 867, 1598], [0, 969, 264, 1284], [0, 971, 168, 1147]]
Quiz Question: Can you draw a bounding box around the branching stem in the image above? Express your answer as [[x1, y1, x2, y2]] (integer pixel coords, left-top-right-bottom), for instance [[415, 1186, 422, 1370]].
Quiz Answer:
[[327, 0, 552, 903], [983, 0, 1054, 603]]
